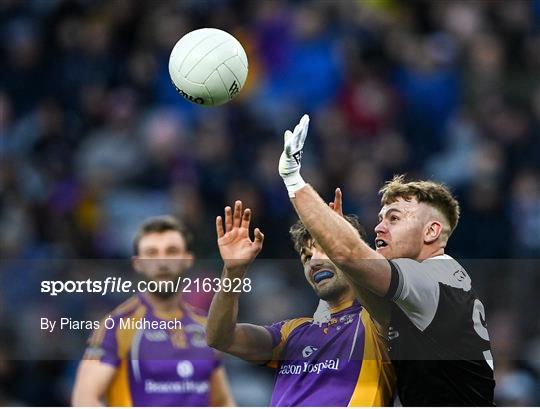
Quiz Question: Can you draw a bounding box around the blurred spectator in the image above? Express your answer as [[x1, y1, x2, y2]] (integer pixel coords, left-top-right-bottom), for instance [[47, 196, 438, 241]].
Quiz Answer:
[[1, 0, 539, 405], [510, 169, 540, 256]]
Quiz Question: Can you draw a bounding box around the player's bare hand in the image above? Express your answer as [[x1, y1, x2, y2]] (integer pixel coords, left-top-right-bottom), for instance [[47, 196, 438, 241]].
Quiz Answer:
[[329, 187, 344, 217], [216, 200, 264, 276]]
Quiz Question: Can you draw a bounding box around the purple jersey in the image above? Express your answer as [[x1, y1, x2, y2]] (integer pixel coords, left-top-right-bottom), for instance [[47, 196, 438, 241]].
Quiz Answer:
[[84, 294, 220, 406], [265, 301, 395, 406]]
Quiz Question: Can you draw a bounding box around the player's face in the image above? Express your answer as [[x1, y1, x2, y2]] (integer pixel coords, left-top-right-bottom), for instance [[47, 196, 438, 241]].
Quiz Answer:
[[301, 241, 351, 302], [133, 230, 193, 283], [374, 197, 425, 260]]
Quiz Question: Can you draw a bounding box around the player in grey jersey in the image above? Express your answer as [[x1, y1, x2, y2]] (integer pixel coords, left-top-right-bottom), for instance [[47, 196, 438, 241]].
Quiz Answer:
[[277, 114, 495, 406]]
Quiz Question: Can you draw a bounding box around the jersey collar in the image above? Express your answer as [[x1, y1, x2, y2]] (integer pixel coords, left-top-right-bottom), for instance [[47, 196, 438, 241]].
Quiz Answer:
[[138, 292, 184, 320], [329, 299, 360, 314]]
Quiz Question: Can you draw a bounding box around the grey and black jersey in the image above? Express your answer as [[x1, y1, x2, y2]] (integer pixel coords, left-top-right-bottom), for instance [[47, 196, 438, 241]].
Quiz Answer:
[[385, 254, 495, 406]]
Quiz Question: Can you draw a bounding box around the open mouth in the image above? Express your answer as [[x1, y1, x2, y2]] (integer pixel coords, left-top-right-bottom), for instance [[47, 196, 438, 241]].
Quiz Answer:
[[375, 239, 388, 249], [313, 270, 334, 284]]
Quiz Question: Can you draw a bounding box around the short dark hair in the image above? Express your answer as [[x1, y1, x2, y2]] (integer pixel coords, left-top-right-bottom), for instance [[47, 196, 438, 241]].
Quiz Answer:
[[289, 215, 367, 255], [132, 215, 192, 255]]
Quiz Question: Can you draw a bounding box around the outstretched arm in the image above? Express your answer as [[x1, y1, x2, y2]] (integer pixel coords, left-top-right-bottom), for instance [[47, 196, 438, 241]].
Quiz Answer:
[[327, 188, 390, 328], [278, 115, 392, 298], [206, 201, 274, 363], [293, 185, 391, 296]]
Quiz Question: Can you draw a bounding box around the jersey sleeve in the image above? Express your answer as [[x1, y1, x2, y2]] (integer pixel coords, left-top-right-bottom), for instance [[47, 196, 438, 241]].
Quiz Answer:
[[264, 320, 286, 349], [263, 320, 287, 368], [83, 318, 121, 367], [384, 258, 440, 331], [263, 318, 311, 368]]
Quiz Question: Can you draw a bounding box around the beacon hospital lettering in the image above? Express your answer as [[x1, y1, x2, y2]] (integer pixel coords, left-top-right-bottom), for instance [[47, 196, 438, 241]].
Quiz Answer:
[[84, 294, 221, 406], [264, 301, 394, 407]]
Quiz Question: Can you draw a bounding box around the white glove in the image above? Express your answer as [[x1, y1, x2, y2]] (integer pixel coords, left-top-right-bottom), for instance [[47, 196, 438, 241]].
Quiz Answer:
[[313, 299, 331, 326], [279, 114, 310, 198]]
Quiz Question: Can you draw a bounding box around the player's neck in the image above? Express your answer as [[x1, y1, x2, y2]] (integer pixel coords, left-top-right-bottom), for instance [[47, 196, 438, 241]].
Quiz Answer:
[[417, 246, 444, 261], [142, 292, 182, 312], [326, 290, 355, 311]]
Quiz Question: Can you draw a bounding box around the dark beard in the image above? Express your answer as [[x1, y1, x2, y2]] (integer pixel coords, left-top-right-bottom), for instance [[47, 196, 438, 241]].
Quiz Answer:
[[141, 273, 182, 299], [316, 281, 350, 303]]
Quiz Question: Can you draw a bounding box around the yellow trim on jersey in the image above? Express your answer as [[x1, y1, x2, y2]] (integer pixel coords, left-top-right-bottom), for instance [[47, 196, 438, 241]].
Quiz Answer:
[[106, 358, 133, 406], [116, 304, 147, 357], [280, 317, 312, 341], [106, 304, 147, 406], [267, 317, 312, 369], [329, 299, 355, 314], [184, 303, 208, 326], [86, 296, 143, 357], [153, 308, 184, 321], [111, 296, 142, 317], [348, 310, 395, 406]]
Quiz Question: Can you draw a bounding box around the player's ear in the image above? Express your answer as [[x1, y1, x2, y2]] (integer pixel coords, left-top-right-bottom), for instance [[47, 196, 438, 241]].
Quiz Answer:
[[424, 220, 443, 244]]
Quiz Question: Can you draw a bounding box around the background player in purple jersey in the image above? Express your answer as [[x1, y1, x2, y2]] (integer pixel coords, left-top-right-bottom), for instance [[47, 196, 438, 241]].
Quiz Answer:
[[71, 216, 235, 406], [207, 201, 394, 406], [279, 115, 495, 405]]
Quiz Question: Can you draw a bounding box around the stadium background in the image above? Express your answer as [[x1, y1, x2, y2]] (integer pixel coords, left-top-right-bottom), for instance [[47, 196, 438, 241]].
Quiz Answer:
[[1, 0, 539, 405]]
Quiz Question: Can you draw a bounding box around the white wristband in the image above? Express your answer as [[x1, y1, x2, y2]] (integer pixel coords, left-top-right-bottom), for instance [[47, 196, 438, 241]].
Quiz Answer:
[[283, 173, 306, 198]]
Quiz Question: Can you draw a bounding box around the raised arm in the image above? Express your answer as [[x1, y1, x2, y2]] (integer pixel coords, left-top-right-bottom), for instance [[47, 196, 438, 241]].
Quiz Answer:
[[278, 115, 392, 298], [293, 185, 391, 296], [327, 188, 390, 328], [206, 201, 274, 364]]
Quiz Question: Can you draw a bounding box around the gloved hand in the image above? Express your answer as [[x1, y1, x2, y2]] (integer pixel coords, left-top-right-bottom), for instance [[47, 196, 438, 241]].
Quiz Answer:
[[279, 114, 310, 198]]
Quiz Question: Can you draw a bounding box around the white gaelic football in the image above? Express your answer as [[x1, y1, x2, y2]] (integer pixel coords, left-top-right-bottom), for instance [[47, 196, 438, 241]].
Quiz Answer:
[[169, 28, 248, 106]]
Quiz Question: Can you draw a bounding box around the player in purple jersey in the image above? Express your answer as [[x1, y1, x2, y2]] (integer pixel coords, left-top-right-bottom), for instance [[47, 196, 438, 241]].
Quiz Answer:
[[278, 114, 495, 406], [206, 201, 395, 406], [72, 216, 235, 406]]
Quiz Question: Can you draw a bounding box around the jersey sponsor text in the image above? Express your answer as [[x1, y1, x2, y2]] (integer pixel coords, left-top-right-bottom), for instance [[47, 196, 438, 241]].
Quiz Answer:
[[278, 358, 340, 376]]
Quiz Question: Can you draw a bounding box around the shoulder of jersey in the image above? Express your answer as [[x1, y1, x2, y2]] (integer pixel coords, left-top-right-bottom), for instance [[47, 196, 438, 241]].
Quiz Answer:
[[87, 296, 144, 347], [105, 295, 144, 320], [282, 317, 314, 335], [183, 302, 210, 325], [424, 254, 472, 291]]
